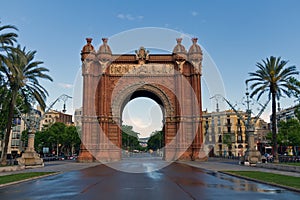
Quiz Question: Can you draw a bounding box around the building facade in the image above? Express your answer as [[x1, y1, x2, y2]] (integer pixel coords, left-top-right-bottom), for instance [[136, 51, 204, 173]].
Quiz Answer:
[[203, 109, 269, 157], [40, 109, 73, 129], [276, 105, 299, 122], [7, 118, 25, 157], [74, 107, 82, 128], [0, 108, 74, 159]]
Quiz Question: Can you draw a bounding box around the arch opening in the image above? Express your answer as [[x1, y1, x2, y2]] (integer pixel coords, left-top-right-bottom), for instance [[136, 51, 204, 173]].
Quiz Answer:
[[121, 92, 165, 158]]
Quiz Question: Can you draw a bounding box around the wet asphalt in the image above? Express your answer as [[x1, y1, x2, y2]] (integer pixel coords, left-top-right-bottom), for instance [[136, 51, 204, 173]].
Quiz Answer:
[[0, 157, 299, 200]]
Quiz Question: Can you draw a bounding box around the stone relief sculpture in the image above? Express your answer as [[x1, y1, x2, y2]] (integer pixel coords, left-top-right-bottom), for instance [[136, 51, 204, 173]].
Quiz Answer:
[[109, 64, 174, 75], [135, 46, 149, 64]]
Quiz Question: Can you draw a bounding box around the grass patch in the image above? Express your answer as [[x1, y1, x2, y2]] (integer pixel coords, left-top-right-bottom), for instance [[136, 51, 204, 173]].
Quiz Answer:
[[225, 171, 300, 189], [0, 172, 55, 185], [280, 162, 300, 166]]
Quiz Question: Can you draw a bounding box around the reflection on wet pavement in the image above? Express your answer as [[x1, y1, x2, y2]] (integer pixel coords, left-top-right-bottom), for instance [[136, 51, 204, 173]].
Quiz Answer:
[[206, 171, 286, 193], [0, 158, 299, 200]]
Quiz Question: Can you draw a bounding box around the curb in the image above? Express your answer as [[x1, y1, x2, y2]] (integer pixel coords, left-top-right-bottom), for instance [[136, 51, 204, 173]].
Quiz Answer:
[[178, 161, 300, 193], [0, 172, 61, 188], [220, 171, 300, 193], [0, 165, 25, 173]]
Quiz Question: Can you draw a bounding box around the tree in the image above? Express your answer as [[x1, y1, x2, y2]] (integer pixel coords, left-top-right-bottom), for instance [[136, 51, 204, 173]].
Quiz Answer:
[[64, 125, 81, 156], [288, 77, 300, 102], [246, 56, 299, 162], [147, 130, 164, 151], [0, 45, 53, 165], [121, 125, 140, 151], [0, 21, 18, 60], [0, 22, 18, 142], [34, 123, 81, 157], [277, 119, 300, 155]]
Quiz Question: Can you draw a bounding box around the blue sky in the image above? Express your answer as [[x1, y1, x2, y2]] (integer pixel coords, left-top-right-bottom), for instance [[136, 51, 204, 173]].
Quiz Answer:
[[2, 0, 300, 136]]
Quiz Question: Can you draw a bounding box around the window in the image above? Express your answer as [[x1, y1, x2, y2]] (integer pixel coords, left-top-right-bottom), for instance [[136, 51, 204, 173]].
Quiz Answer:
[[12, 133, 20, 139], [237, 135, 243, 143], [11, 139, 20, 147], [218, 135, 222, 143], [227, 126, 231, 133]]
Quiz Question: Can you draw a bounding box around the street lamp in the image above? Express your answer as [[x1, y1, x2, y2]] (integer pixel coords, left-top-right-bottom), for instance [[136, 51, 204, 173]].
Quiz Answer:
[[213, 83, 269, 165], [16, 108, 44, 167], [16, 94, 72, 168]]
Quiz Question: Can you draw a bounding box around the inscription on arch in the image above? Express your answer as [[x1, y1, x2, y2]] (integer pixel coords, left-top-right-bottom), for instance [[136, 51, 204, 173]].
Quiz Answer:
[[109, 63, 174, 75]]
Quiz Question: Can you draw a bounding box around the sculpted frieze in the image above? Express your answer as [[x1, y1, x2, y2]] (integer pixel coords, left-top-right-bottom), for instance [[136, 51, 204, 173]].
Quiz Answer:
[[109, 64, 174, 75]]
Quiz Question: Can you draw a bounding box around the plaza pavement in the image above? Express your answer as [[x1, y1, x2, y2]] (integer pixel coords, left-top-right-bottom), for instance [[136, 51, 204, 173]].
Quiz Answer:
[[1, 157, 300, 177], [180, 157, 300, 177], [0, 157, 299, 190]]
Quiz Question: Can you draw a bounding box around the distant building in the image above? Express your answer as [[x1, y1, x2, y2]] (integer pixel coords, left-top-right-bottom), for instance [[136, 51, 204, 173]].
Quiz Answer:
[[255, 118, 271, 154], [5, 109, 42, 157], [275, 105, 299, 122], [74, 107, 82, 128], [138, 137, 149, 148], [40, 109, 73, 129], [7, 117, 26, 157], [202, 109, 269, 157], [0, 108, 74, 158]]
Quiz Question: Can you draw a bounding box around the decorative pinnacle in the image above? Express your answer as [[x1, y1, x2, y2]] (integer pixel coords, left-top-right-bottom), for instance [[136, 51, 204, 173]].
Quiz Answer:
[[176, 38, 182, 44], [86, 38, 93, 43], [102, 38, 108, 44], [192, 38, 198, 44]]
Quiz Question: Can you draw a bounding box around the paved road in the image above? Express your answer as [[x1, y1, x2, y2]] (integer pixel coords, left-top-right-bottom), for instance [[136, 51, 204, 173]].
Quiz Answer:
[[0, 158, 299, 200]]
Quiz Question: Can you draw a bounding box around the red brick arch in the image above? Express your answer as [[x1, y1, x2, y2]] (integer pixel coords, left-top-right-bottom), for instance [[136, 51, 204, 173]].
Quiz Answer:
[[78, 38, 206, 162]]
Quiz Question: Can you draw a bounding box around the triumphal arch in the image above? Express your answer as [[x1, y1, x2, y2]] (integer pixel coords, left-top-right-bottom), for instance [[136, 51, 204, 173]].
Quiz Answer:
[[78, 37, 205, 162]]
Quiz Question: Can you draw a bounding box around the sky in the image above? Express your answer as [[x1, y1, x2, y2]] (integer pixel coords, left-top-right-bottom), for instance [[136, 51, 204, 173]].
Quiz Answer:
[[1, 0, 300, 137]]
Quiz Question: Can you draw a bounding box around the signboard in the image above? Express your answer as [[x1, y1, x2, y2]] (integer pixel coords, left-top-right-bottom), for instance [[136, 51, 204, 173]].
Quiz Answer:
[[43, 147, 49, 154]]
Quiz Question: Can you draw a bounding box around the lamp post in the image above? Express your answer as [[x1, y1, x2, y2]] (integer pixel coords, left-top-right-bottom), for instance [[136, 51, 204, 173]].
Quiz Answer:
[[16, 94, 72, 168], [17, 108, 44, 168], [213, 84, 269, 165]]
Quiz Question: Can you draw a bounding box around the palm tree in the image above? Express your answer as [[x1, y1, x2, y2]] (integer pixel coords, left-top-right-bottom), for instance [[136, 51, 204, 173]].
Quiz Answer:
[[0, 21, 18, 97], [246, 56, 299, 162], [0, 46, 53, 165], [0, 22, 17, 48], [0, 21, 18, 69], [0, 22, 18, 164]]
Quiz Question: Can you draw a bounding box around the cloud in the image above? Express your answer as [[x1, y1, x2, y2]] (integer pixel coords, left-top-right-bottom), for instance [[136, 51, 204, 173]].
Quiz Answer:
[[116, 13, 143, 21], [117, 14, 125, 19], [137, 15, 144, 20], [58, 83, 73, 89], [124, 117, 151, 128], [191, 11, 198, 16]]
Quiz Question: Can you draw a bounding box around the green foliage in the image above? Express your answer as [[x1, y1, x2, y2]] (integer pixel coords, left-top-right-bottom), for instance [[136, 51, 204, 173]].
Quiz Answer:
[[223, 133, 232, 145], [266, 132, 273, 145], [0, 87, 9, 138], [246, 56, 299, 101], [246, 56, 299, 161], [34, 122, 81, 156], [277, 119, 300, 147], [147, 130, 164, 151], [0, 22, 53, 165], [0, 172, 55, 185], [121, 125, 141, 151], [294, 105, 300, 121], [288, 77, 300, 100]]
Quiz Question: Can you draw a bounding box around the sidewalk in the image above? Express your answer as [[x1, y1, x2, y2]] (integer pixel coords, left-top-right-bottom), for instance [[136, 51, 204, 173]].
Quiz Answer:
[[180, 157, 300, 193], [180, 157, 300, 177], [0, 160, 101, 177], [1, 158, 299, 182]]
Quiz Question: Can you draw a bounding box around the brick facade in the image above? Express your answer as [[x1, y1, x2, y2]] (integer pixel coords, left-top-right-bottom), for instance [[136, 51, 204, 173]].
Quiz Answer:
[[78, 38, 205, 162]]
